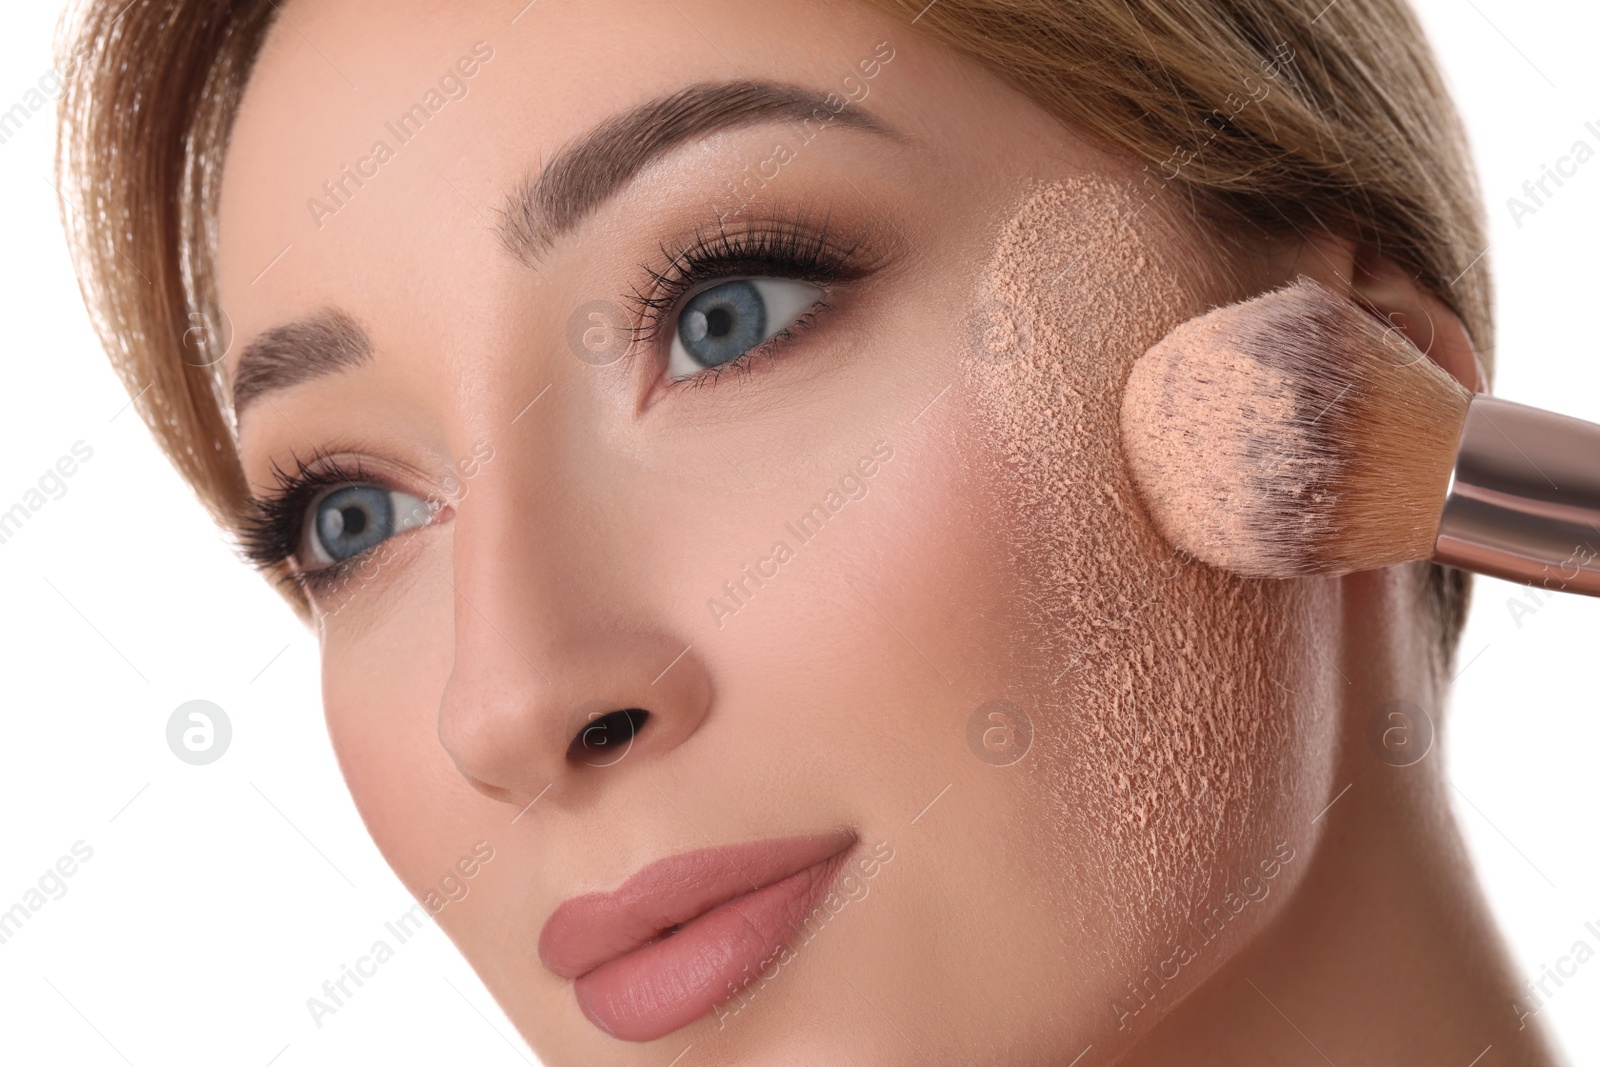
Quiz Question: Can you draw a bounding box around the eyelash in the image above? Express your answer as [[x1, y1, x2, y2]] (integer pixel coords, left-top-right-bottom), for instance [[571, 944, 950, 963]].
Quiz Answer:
[[238, 450, 391, 593], [623, 211, 865, 388]]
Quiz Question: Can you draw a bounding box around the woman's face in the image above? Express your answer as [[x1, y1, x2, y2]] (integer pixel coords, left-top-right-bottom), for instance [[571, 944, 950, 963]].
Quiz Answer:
[[218, 1, 1342, 1062]]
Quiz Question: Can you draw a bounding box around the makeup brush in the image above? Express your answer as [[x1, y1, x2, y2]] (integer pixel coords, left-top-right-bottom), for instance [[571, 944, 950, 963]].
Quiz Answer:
[[1119, 277, 1600, 595]]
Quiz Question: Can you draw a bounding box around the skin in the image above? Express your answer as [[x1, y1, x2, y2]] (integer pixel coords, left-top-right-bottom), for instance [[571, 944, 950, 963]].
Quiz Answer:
[[214, 0, 1557, 1063]]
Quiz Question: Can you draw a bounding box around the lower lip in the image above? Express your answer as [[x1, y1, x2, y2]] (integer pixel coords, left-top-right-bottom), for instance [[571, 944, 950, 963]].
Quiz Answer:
[[574, 847, 851, 1042]]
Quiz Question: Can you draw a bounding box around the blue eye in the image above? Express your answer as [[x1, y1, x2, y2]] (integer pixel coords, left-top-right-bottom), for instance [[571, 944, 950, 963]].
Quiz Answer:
[[307, 484, 431, 564], [666, 277, 821, 380]]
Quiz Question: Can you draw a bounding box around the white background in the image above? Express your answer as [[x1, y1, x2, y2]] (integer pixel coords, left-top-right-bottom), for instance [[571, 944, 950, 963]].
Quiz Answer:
[[0, 2, 1596, 1064]]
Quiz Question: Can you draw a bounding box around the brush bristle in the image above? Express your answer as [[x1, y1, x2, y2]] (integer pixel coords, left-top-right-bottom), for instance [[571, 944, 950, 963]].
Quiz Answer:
[[1120, 277, 1472, 578]]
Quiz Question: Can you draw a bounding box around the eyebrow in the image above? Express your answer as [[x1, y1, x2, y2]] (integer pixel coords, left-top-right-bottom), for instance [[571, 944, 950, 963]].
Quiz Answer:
[[496, 79, 890, 263], [231, 80, 888, 415], [231, 308, 371, 414]]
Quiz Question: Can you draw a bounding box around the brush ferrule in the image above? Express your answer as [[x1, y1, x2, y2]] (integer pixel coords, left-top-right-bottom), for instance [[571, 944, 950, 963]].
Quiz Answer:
[[1434, 395, 1600, 595]]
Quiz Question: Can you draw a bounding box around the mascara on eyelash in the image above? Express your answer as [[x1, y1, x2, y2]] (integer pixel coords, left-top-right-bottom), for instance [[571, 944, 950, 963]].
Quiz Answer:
[[237, 451, 373, 574], [622, 212, 866, 342]]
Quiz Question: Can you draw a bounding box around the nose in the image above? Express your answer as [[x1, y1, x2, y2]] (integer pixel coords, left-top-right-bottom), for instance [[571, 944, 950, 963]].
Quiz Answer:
[[436, 460, 711, 806]]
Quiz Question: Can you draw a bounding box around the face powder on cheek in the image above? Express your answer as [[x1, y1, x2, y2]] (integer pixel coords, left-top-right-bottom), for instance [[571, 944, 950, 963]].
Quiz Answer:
[[960, 177, 1329, 966]]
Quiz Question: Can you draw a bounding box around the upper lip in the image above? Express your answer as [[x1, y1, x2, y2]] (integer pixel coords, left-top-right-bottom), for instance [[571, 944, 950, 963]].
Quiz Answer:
[[538, 831, 857, 980]]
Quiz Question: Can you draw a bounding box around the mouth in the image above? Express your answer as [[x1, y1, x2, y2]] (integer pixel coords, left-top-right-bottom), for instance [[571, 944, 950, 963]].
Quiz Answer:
[[539, 831, 858, 1042]]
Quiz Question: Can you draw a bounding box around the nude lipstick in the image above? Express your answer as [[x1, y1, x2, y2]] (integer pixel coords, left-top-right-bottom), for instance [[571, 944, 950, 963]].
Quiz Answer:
[[539, 832, 856, 1042]]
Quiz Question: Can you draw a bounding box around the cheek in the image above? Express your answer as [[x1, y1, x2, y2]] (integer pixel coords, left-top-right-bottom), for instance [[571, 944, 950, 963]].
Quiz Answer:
[[959, 177, 1341, 1024], [318, 549, 467, 897]]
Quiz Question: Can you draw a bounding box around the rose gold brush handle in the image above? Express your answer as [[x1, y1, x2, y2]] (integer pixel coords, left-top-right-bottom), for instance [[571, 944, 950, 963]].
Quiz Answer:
[[1433, 395, 1600, 596]]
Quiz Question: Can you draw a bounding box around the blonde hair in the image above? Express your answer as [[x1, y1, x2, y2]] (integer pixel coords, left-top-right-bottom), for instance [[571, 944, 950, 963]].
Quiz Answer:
[[57, 0, 1489, 660]]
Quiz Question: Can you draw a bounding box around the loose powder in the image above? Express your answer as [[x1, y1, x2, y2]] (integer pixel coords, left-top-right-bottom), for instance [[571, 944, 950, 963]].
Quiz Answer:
[[959, 177, 1327, 962]]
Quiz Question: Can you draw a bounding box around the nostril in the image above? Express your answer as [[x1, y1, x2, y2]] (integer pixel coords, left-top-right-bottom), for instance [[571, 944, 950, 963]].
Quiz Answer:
[[567, 708, 650, 766]]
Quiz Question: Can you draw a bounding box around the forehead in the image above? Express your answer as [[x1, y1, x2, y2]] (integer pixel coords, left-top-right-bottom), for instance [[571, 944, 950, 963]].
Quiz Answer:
[[215, 0, 905, 363]]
